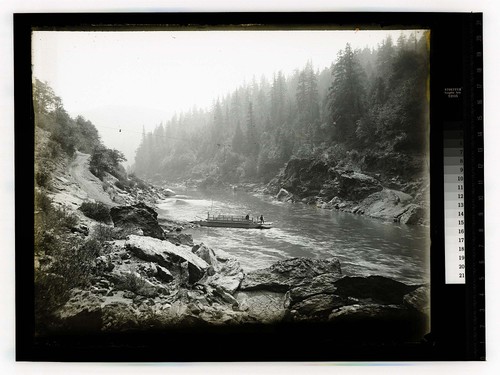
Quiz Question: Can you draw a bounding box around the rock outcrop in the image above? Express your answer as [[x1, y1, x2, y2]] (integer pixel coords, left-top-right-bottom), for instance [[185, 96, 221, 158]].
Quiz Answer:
[[238, 257, 343, 322], [125, 235, 208, 283], [266, 156, 428, 225], [240, 257, 342, 292], [284, 274, 428, 338], [398, 203, 426, 225], [110, 202, 165, 240]]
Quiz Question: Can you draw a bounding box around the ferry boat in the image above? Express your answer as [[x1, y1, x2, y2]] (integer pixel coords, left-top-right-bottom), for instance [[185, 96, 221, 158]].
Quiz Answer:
[[194, 213, 272, 229]]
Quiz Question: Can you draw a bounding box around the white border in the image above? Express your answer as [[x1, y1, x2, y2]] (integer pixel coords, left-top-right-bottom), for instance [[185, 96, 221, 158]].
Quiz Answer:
[[2, 1, 499, 374]]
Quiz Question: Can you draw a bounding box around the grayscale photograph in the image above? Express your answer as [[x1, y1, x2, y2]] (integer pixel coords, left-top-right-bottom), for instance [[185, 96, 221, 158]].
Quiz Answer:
[[32, 27, 430, 349]]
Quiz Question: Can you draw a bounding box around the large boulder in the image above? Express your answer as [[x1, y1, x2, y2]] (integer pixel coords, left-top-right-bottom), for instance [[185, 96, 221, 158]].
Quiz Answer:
[[403, 285, 430, 315], [283, 159, 331, 194], [125, 235, 209, 283], [358, 189, 411, 220], [194, 245, 245, 294], [110, 202, 165, 240], [289, 273, 340, 302], [240, 257, 342, 293], [193, 244, 220, 273], [398, 204, 425, 225], [234, 290, 288, 323], [334, 171, 383, 201]]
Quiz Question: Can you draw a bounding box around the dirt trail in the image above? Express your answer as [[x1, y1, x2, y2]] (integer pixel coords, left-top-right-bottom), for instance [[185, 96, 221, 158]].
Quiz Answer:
[[69, 151, 117, 206]]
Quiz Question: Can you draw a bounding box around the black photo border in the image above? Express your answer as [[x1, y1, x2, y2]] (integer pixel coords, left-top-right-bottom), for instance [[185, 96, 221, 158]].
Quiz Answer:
[[15, 12, 484, 362]]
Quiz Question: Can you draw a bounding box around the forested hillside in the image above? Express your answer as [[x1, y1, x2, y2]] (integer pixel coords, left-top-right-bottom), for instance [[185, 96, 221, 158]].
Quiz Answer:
[[33, 78, 134, 187], [133, 34, 429, 188]]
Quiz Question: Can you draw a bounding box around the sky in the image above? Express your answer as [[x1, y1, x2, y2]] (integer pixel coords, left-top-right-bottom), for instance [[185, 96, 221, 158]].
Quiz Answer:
[[32, 29, 424, 166]]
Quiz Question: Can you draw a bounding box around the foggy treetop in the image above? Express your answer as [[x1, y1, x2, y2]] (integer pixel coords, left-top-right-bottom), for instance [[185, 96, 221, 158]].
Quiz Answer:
[[134, 32, 429, 183]]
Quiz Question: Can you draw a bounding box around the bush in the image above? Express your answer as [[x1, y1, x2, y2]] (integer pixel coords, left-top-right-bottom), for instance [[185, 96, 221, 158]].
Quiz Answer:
[[49, 206, 79, 230], [35, 189, 52, 213], [35, 169, 52, 189], [93, 224, 114, 243], [79, 201, 112, 223], [114, 180, 126, 190], [35, 270, 70, 331], [121, 271, 146, 294], [115, 178, 135, 191], [129, 174, 148, 190]]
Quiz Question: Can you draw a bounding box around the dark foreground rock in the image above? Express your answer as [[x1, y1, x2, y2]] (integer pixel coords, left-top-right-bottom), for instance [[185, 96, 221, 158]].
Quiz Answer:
[[49, 249, 429, 346], [110, 202, 165, 240], [282, 274, 420, 322], [332, 275, 420, 305], [403, 284, 430, 315], [240, 257, 342, 292]]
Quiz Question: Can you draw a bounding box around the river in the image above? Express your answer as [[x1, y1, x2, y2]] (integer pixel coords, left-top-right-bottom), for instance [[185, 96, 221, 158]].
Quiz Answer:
[[156, 187, 430, 285]]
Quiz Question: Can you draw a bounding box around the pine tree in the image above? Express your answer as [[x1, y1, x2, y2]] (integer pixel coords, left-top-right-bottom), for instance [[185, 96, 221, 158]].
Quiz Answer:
[[327, 44, 366, 142], [232, 121, 245, 154]]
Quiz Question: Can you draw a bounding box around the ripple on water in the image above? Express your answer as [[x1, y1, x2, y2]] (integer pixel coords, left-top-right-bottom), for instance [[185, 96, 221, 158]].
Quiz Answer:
[[157, 189, 430, 284]]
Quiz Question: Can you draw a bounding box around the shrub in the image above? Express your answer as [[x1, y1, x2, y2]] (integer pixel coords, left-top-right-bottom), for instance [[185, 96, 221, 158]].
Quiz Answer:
[[93, 223, 114, 242], [36, 202, 78, 237], [79, 201, 112, 223], [121, 271, 146, 294], [114, 180, 126, 190], [49, 206, 79, 230], [35, 270, 70, 331], [35, 189, 52, 213], [35, 169, 52, 189], [115, 178, 135, 191]]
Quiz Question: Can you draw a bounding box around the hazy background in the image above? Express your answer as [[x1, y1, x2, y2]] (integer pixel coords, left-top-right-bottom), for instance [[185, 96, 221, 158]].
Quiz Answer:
[[32, 29, 420, 166]]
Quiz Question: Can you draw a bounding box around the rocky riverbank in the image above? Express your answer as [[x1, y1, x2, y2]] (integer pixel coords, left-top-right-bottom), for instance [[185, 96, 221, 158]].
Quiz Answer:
[[35, 148, 429, 344], [43, 199, 429, 342], [265, 157, 429, 225]]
